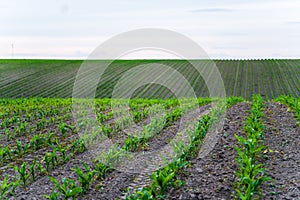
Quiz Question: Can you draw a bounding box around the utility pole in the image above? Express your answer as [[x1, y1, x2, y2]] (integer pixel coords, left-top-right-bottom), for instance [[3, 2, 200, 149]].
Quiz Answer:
[[11, 42, 14, 58]]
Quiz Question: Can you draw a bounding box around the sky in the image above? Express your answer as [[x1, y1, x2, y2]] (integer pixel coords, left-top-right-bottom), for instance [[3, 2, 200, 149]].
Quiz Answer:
[[1, 0, 300, 59]]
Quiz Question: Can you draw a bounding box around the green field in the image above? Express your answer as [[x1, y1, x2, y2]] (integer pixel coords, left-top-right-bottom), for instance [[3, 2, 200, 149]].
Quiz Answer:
[[0, 59, 299, 99], [0, 59, 299, 199]]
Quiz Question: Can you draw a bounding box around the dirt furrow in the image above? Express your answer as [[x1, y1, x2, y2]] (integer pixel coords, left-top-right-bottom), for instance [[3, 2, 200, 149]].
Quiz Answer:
[[117, 105, 211, 198], [12, 104, 183, 199], [165, 102, 250, 200], [261, 102, 300, 199], [83, 105, 212, 200]]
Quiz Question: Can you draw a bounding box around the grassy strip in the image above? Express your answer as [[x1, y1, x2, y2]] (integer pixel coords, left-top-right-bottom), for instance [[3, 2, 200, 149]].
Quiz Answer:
[[233, 95, 270, 199]]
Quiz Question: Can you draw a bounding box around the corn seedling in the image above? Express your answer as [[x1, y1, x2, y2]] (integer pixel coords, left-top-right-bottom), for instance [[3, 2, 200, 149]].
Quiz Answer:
[[43, 191, 60, 200], [15, 140, 23, 156], [0, 176, 19, 199], [234, 95, 270, 199], [50, 145, 58, 166], [93, 161, 110, 180], [14, 162, 30, 187], [0, 147, 12, 162], [45, 153, 52, 172], [150, 166, 176, 198], [123, 135, 141, 151], [125, 187, 153, 200], [30, 134, 46, 150], [37, 163, 47, 175], [49, 177, 82, 200], [58, 145, 69, 162], [100, 144, 126, 168], [72, 162, 96, 194], [30, 159, 37, 181]]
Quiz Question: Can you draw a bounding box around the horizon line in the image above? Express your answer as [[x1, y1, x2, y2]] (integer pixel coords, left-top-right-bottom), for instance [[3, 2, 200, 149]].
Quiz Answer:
[[1, 57, 300, 61]]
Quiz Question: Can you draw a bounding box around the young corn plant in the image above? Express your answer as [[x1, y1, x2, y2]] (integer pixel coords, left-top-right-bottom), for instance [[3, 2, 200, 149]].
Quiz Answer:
[[59, 122, 72, 138], [99, 144, 126, 168], [101, 124, 113, 136], [93, 161, 110, 180], [15, 140, 23, 156], [30, 159, 37, 181], [72, 162, 96, 194], [128, 163, 178, 199], [70, 139, 86, 154], [170, 138, 189, 159], [234, 146, 270, 199], [46, 133, 56, 146], [37, 163, 47, 175], [19, 121, 28, 135], [274, 95, 299, 126], [70, 140, 79, 154], [0, 146, 12, 162], [59, 123, 67, 137], [0, 176, 19, 199], [14, 162, 30, 188], [132, 111, 142, 123], [30, 134, 46, 150], [36, 117, 46, 130], [125, 187, 153, 200], [49, 177, 82, 200], [234, 95, 270, 199], [44, 153, 52, 173], [50, 145, 59, 166], [58, 144, 70, 162], [127, 157, 187, 200], [5, 128, 14, 140], [43, 191, 60, 200], [123, 135, 141, 151]]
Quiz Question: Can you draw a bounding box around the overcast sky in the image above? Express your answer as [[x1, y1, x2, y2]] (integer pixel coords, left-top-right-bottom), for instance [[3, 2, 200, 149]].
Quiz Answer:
[[1, 0, 300, 59]]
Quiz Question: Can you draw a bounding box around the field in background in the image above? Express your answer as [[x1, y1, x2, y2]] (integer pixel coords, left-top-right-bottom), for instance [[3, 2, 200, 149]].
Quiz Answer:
[[0, 59, 299, 99]]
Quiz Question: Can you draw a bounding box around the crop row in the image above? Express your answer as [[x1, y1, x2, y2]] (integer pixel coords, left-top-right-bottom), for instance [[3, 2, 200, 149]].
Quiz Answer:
[[40, 98, 210, 199], [1, 59, 299, 99], [0, 97, 211, 199], [124, 97, 244, 199], [274, 95, 300, 125], [0, 95, 297, 199], [233, 95, 270, 199]]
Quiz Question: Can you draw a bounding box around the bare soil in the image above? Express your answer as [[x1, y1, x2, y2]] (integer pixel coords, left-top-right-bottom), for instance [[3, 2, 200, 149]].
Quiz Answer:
[[261, 102, 300, 199], [8, 102, 300, 200], [165, 102, 250, 200]]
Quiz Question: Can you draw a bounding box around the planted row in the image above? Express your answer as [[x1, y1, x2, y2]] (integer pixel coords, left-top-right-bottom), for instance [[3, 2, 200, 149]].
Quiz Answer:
[[125, 97, 242, 199], [274, 95, 299, 125], [233, 95, 270, 199]]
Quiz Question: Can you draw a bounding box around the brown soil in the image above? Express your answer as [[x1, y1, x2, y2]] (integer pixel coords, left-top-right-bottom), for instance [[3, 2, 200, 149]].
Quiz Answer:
[[8, 102, 300, 200], [261, 102, 300, 199], [165, 102, 250, 200]]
